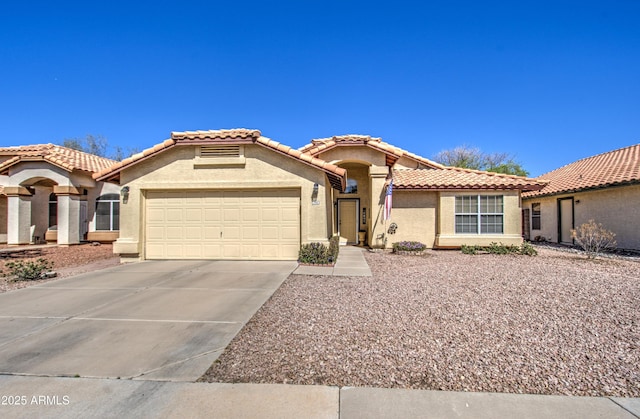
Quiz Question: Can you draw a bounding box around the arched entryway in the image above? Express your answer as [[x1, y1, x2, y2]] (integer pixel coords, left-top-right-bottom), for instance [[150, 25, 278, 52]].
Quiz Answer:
[[335, 161, 371, 245]]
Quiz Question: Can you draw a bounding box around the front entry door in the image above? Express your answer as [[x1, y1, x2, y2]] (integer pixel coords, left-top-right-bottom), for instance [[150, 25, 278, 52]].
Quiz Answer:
[[558, 198, 574, 244], [338, 200, 358, 244]]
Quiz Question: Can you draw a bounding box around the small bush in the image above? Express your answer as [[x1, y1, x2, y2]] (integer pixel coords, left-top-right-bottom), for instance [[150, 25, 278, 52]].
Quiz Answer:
[[392, 241, 427, 253], [572, 219, 617, 259], [298, 237, 340, 265], [461, 242, 537, 256], [4, 258, 54, 281], [519, 241, 538, 256], [328, 235, 340, 262], [461, 244, 481, 255]]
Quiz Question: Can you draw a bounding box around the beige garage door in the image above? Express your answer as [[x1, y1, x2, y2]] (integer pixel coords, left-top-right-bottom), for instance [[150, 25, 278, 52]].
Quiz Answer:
[[145, 189, 300, 260]]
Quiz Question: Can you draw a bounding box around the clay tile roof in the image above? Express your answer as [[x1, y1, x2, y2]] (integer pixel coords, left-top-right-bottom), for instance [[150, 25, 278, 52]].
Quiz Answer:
[[0, 144, 116, 175], [522, 144, 640, 198], [94, 129, 347, 190], [300, 135, 443, 169], [393, 167, 546, 191], [171, 128, 262, 142]]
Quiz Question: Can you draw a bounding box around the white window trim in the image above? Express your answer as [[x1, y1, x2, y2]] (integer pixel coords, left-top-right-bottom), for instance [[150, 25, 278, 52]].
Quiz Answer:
[[96, 196, 120, 231], [455, 195, 504, 234]]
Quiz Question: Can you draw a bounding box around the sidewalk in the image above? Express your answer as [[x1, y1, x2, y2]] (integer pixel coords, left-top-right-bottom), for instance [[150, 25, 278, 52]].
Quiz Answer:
[[0, 376, 638, 418], [293, 245, 372, 276]]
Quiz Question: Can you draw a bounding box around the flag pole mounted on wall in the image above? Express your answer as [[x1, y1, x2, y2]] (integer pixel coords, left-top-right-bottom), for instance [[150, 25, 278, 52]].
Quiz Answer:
[[383, 179, 393, 222]]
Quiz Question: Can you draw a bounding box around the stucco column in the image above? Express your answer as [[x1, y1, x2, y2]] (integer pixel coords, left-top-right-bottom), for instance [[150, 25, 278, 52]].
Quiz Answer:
[[5, 187, 33, 245], [54, 186, 81, 246], [368, 165, 390, 248]]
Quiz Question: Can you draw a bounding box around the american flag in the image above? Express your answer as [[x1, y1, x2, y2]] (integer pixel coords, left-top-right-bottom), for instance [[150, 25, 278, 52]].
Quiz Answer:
[[383, 179, 393, 221]]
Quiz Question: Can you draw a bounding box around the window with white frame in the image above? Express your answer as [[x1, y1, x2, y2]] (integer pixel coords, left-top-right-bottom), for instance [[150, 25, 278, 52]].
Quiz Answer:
[[96, 194, 120, 231], [455, 195, 504, 234]]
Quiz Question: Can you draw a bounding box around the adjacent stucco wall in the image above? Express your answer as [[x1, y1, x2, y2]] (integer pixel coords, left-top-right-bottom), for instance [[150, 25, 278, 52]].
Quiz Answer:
[[318, 147, 387, 167], [0, 196, 7, 243], [436, 190, 523, 247], [386, 191, 438, 247], [523, 184, 640, 250], [114, 144, 332, 259]]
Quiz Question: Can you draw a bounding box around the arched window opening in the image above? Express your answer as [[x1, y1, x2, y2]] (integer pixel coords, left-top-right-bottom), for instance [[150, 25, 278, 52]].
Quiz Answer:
[[344, 178, 358, 194]]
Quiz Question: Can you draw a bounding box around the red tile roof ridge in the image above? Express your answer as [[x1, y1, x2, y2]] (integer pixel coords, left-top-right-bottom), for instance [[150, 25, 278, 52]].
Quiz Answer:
[[299, 134, 444, 169], [94, 130, 346, 185], [392, 168, 546, 191], [523, 143, 640, 198], [0, 143, 116, 174], [436, 165, 544, 182], [171, 128, 261, 141]]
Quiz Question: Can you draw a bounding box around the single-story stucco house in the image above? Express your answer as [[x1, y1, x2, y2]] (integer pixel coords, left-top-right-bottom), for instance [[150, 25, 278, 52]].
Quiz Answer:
[[0, 144, 121, 245], [522, 143, 640, 250], [93, 129, 545, 261]]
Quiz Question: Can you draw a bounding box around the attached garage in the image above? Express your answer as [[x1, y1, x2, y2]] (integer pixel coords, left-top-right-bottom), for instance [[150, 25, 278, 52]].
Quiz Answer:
[[145, 189, 300, 260]]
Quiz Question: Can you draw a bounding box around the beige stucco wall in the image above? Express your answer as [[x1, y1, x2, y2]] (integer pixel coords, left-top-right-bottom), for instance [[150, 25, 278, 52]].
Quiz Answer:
[[386, 191, 438, 247], [318, 147, 387, 167], [0, 197, 6, 243], [523, 184, 640, 250], [436, 190, 523, 247], [114, 144, 332, 259]]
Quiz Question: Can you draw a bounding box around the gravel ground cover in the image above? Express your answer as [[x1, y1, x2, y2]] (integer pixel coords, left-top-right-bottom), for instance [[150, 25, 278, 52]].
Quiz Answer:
[[201, 247, 640, 397], [0, 243, 119, 292]]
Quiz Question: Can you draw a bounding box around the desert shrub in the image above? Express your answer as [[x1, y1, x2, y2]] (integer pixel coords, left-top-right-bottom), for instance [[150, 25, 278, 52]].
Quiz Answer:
[[572, 219, 617, 259], [462, 242, 537, 256], [328, 235, 340, 262], [461, 244, 481, 255], [392, 241, 427, 253], [298, 240, 339, 265], [519, 241, 538, 256], [4, 258, 54, 281]]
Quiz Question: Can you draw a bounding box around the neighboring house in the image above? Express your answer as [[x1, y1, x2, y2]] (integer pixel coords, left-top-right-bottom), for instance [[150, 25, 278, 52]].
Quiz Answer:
[[522, 144, 640, 250], [0, 144, 120, 245], [93, 129, 545, 261]]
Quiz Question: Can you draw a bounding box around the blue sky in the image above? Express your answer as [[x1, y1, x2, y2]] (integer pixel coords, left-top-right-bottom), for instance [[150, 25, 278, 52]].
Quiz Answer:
[[2, 1, 639, 176]]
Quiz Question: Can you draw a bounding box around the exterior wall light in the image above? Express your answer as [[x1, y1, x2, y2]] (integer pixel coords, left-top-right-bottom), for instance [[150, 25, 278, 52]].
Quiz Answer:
[[120, 186, 130, 203]]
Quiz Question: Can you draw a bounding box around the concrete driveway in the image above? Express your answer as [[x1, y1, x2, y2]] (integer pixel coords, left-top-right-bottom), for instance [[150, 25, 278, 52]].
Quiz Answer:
[[0, 260, 296, 382]]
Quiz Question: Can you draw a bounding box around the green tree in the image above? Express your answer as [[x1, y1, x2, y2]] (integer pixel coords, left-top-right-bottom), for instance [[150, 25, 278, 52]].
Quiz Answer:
[[433, 145, 529, 176], [61, 134, 138, 161]]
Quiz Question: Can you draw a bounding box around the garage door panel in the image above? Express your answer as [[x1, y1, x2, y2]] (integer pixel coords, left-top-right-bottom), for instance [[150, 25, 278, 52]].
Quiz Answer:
[[185, 227, 202, 240], [204, 208, 221, 221], [261, 208, 279, 221], [166, 209, 183, 222], [146, 189, 300, 260], [224, 226, 241, 240], [262, 226, 279, 240], [224, 208, 240, 221], [185, 208, 202, 222], [242, 207, 259, 221], [242, 244, 260, 258], [242, 226, 259, 240], [203, 227, 220, 240], [281, 226, 299, 240]]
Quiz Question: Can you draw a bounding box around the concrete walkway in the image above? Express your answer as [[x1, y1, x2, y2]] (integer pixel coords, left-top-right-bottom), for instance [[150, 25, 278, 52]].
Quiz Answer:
[[1, 376, 638, 418], [293, 246, 372, 276]]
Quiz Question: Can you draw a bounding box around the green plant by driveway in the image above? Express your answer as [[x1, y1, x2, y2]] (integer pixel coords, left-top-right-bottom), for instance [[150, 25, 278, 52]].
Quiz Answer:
[[462, 242, 537, 256], [298, 236, 340, 265], [3, 258, 54, 281]]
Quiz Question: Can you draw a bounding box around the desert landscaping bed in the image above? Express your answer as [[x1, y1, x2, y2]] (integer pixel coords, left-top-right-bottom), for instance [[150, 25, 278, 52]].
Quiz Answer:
[[201, 247, 640, 397], [0, 243, 120, 293]]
